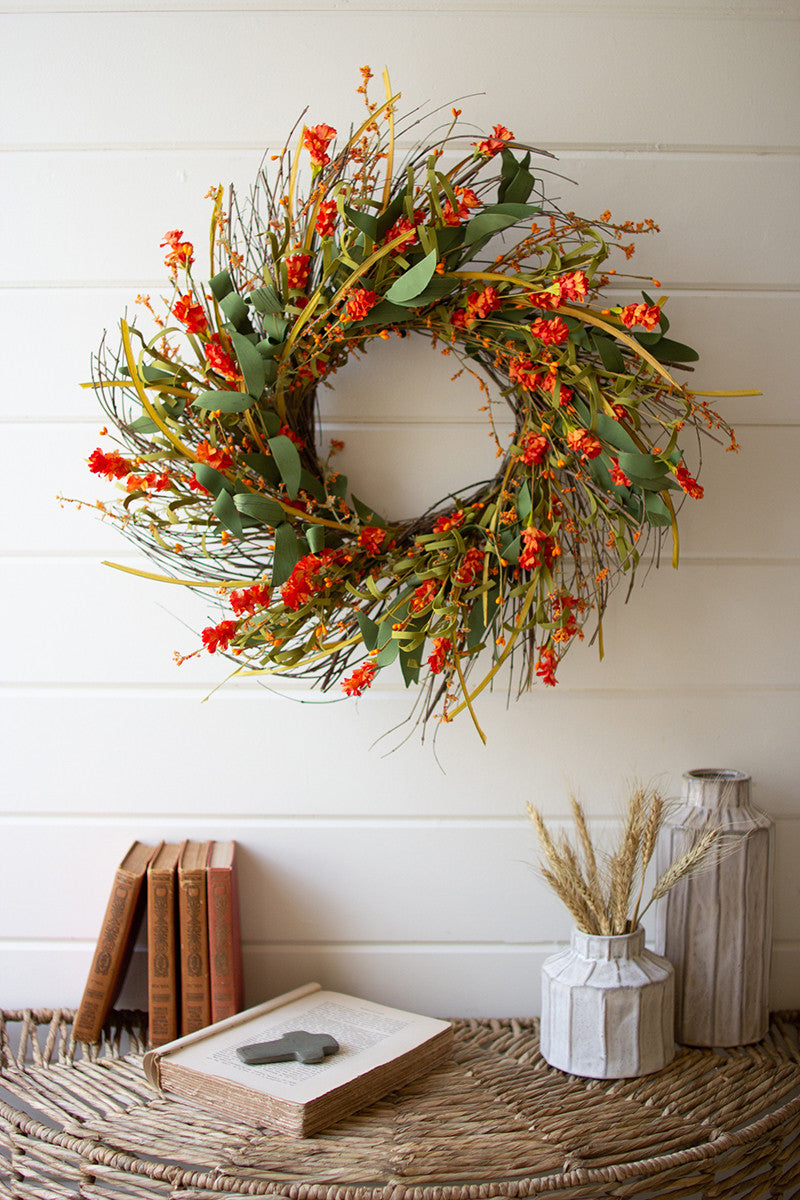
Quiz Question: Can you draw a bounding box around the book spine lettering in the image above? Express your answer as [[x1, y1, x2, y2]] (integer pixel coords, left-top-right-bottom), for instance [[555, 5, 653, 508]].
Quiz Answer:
[[179, 872, 211, 1034], [73, 874, 139, 1043], [148, 873, 178, 1046], [207, 871, 244, 1023]]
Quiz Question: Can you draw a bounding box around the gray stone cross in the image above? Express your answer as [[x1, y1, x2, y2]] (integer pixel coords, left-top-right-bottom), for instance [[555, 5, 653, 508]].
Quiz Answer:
[[236, 1030, 340, 1066]]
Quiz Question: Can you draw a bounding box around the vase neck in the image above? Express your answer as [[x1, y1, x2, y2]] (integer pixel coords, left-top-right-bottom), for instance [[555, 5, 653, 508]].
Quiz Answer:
[[571, 927, 645, 960], [682, 768, 751, 810]]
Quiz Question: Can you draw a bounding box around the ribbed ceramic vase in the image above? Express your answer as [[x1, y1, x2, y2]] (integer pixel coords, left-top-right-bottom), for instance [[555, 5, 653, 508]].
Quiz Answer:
[[540, 927, 675, 1079], [655, 768, 774, 1047]]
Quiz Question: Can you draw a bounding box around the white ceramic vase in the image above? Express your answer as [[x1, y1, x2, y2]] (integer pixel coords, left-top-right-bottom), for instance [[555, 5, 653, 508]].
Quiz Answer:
[[655, 768, 774, 1047], [540, 926, 675, 1079]]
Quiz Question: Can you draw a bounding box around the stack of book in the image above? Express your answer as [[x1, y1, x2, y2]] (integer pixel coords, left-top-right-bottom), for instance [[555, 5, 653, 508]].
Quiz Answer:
[[73, 840, 244, 1047]]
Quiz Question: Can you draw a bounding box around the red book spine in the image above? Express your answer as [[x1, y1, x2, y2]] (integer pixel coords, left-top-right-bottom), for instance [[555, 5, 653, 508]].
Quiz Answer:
[[178, 842, 211, 1035], [207, 846, 244, 1023]]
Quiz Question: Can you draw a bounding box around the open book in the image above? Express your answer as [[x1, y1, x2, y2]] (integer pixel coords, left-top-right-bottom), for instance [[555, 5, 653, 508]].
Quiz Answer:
[[143, 982, 453, 1136]]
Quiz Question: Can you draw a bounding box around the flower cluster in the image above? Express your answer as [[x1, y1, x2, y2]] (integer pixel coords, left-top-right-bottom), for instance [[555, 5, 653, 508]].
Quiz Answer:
[[83, 73, 739, 740]]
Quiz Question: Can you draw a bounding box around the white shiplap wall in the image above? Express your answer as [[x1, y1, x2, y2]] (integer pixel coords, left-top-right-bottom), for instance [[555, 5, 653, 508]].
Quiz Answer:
[[1, 1, 798, 1018]]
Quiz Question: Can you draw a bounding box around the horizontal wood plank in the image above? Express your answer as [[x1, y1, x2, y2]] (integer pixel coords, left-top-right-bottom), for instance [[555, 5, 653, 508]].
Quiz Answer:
[[2, 12, 798, 148], [0, 289, 791, 426], [0, 687, 798, 817], [1, 942, 796, 1018], [1, 151, 797, 287]]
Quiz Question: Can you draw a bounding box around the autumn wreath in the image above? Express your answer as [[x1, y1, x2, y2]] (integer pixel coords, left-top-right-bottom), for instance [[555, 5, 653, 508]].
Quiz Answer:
[[84, 69, 740, 740]]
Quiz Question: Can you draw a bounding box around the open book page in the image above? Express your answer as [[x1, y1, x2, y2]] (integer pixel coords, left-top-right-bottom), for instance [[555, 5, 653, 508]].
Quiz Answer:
[[165, 991, 450, 1104]]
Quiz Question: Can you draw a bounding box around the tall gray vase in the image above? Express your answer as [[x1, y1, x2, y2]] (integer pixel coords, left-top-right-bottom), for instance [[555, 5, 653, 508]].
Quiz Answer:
[[655, 768, 774, 1047]]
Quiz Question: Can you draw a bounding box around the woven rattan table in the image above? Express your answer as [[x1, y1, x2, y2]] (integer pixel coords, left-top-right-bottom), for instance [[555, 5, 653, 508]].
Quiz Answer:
[[1, 1009, 799, 1200]]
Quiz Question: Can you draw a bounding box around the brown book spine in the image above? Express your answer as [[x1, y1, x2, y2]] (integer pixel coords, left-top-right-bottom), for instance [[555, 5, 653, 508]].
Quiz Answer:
[[147, 845, 180, 1047], [207, 844, 244, 1023], [73, 842, 158, 1044], [178, 841, 211, 1035]]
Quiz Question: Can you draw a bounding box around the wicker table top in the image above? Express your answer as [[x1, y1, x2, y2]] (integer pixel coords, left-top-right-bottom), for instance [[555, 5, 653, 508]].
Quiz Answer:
[[1, 1009, 799, 1200]]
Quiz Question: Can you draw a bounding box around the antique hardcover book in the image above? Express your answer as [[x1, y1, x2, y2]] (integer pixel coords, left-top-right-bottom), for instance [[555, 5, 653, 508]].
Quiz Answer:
[[143, 982, 453, 1137], [177, 840, 212, 1035], [73, 841, 161, 1044], [206, 840, 244, 1023], [147, 842, 182, 1048]]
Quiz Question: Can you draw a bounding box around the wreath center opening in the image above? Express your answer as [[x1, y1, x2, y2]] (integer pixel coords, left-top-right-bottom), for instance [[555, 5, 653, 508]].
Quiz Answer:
[[316, 334, 514, 523]]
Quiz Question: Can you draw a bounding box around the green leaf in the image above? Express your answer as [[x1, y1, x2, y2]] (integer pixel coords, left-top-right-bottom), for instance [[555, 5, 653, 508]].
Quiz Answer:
[[248, 285, 283, 315], [268, 434, 302, 500], [351, 495, 388, 526], [262, 313, 290, 344], [344, 205, 379, 241], [644, 491, 673, 526], [464, 204, 540, 246], [299, 469, 326, 503], [220, 292, 253, 332], [649, 337, 699, 364], [375, 191, 407, 238], [209, 269, 233, 302], [352, 299, 409, 327], [272, 522, 301, 586], [356, 611, 380, 651], [244, 451, 280, 485], [139, 364, 180, 383], [375, 637, 400, 667], [193, 462, 231, 498], [384, 249, 438, 304], [213, 490, 243, 537], [615, 451, 668, 480], [306, 524, 325, 553], [392, 276, 460, 308], [516, 481, 532, 522], [130, 414, 159, 434], [234, 493, 285, 526], [399, 643, 421, 688], [230, 331, 267, 399], [592, 333, 625, 374], [501, 533, 522, 565], [193, 389, 255, 413]]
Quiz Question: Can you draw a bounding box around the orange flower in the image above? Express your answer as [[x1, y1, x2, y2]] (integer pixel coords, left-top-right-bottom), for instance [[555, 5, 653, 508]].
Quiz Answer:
[[567, 428, 603, 459], [160, 229, 194, 275], [358, 526, 388, 555], [520, 433, 548, 465], [519, 527, 556, 571], [610, 457, 631, 487], [195, 440, 233, 471], [441, 186, 481, 225], [341, 662, 376, 697], [125, 470, 171, 494], [202, 619, 238, 654], [675, 462, 704, 499], [229, 583, 271, 616], [453, 547, 485, 587], [619, 302, 661, 331], [314, 200, 338, 238], [530, 316, 569, 346], [467, 285, 501, 322], [204, 334, 238, 380], [534, 646, 559, 686], [344, 288, 380, 320], [410, 578, 440, 613], [427, 637, 452, 674], [303, 123, 337, 168], [88, 447, 134, 480], [286, 253, 311, 291], [473, 124, 514, 157], [509, 355, 542, 392], [172, 293, 207, 334], [556, 271, 590, 303], [433, 510, 464, 534]]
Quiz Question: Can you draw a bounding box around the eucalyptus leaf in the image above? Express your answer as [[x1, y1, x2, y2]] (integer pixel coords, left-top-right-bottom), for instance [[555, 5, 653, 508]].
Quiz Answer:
[[213, 490, 243, 537], [649, 337, 699, 363], [384, 248, 438, 304], [209, 269, 233, 302], [268, 434, 302, 499], [248, 285, 283, 315], [356, 611, 380, 651], [592, 333, 625, 374], [399, 644, 421, 688], [193, 389, 255, 414], [352, 495, 388, 525], [644, 491, 674, 526], [344, 205, 379, 241], [306, 524, 325, 553], [220, 292, 253, 333], [194, 462, 231, 498], [231, 331, 267, 398], [272, 522, 301, 587], [299, 469, 326, 502], [375, 638, 400, 667], [234, 493, 285, 526]]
